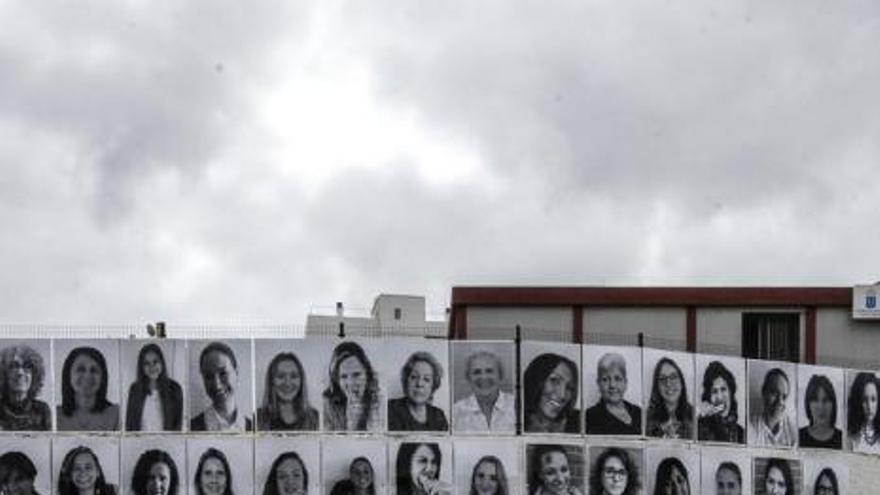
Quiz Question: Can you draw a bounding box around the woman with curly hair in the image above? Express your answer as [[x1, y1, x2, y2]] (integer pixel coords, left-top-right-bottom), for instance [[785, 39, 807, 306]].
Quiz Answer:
[[523, 353, 580, 434], [323, 342, 382, 432], [847, 371, 880, 453], [528, 445, 583, 495], [697, 361, 743, 443], [388, 352, 448, 432], [646, 357, 693, 440], [589, 448, 639, 495], [0, 345, 51, 431], [131, 449, 179, 495]]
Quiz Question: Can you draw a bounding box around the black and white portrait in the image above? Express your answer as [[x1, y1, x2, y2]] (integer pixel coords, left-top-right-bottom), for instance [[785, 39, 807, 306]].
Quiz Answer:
[[186, 437, 253, 495], [322, 339, 386, 432], [700, 447, 751, 495], [752, 457, 801, 495], [0, 339, 52, 431], [322, 437, 386, 495], [520, 342, 581, 434], [450, 341, 516, 434], [254, 338, 325, 432], [391, 439, 453, 495], [453, 439, 520, 495], [695, 354, 746, 444], [54, 339, 121, 432], [845, 369, 880, 454], [803, 457, 846, 495], [53, 436, 121, 495], [643, 349, 695, 440], [121, 339, 186, 432], [747, 360, 797, 448], [122, 436, 187, 495], [255, 436, 320, 495], [386, 339, 450, 433], [0, 436, 51, 495], [582, 345, 643, 436], [188, 339, 254, 432], [646, 447, 699, 495], [587, 445, 643, 495], [796, 364, 844, 450], [524, 442, 584, 495]]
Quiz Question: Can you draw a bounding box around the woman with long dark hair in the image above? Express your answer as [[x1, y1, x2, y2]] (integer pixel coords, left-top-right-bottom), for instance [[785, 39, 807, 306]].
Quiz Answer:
[[257, 353, 318, 431], [589, 448, 639, 495], [646, 358, 693, 439], [653, 457, 689, 495], [263, 452, 308, 495], [57, 446, 117, 495], [848, 372, 880, 453], [523, 354, 580, 434], [125, 344, 183, 431], [57, 347, 120, 431], [468, 456, 509, 495], [760, 459, 793, 495], [323, 342, 382, 431], [697, 361, 743, 443], [131, 450, 179, 495], [528, 445, 583, 495], [329, 457, 375, 495], [194, 449, 234, 495], [396, 442, 451, 495], [799, 374, 842, 449]]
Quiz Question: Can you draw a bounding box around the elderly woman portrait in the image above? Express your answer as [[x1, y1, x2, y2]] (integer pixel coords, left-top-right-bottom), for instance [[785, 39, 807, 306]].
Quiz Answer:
[[811, 468, 837, 495], [523, 353, 580, 433], [0, 451, 41, 495], [0, 345, 51, 431], [57, 346, 120, 432], [389, 351, 449, 432], [323, 341, 382, 432], [330, 457, 375, 495], [452, 349, 516, 433], [646, 357, 693, 440], [257, 352, 319, 431], [585, 353, 641, 435], [57, 446, 118, 495], [758, 459, 794, 495], [125, 343, 183, 432], [588, 448, 640, 495], [468, 456, 509, 495], [847, 371, 880, 453], [749, 368, 796, 447], [713, 463, 742, 495], [697, 361, 744, 443], [527, 445, 584, 495], [131, 449, 179, 495], [798, 374, 842, 449], [263, 452, 308, 495], [194, 448, 233, 495], [653, 457, 690, 495], [191, 342, 253, 432], [395, 442, 451, 495]]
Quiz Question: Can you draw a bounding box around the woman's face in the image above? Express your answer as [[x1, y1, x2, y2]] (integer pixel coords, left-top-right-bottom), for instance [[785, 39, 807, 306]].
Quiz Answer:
[[715, 467, 741, 495], [600, 455, 627, 495], [70, 354, 103, 398], [657, 362, 682, 406], [350, 460, 373, 491], [539, 363, 575, 420], [410, 445, 439, 489], [538, 451, 571, 495], [71, 452, 99, 493], [201, 351, 237, 407], [710, 377, 732, 417], [5, 468, 36, 495], [814, 473, 836, 495], [473, 461, 499, 495], [142, 351, 164, 382], [598, 366, 626, 405], [273, 359, 303, 402], [809, 386, 834, 428], [764, 466, 787, 495], [661, 466, 688, 495], [199, 457, 228, 495], [146, 462, 172, 495], [862, 382, 878, 423], [6, 354, 33, 395], [276, 458, 306, 495], [338, 356, 367, 401], [406, 361, 435, 405]]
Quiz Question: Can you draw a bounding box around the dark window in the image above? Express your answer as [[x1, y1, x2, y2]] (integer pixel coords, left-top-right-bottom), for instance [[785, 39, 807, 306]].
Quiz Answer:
[[742, 313, 800, 362], [394, 308, 402, 320]]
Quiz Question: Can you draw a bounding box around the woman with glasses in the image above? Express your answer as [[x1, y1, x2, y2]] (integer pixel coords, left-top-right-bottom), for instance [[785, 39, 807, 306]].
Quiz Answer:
[[588, 448, 639, 495], [646, 358, 693, 440]]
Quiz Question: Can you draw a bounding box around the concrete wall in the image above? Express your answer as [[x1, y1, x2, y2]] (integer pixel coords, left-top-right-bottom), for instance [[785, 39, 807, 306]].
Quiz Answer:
[[467, 306, 573, 341], [584, 307, 687, 350], [817, 307, 880, 369], [695, 307, 805, 359]]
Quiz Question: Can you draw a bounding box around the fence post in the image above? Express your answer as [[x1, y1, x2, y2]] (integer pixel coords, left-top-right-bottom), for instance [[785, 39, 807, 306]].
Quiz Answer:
[[514, 324, 522, 435]]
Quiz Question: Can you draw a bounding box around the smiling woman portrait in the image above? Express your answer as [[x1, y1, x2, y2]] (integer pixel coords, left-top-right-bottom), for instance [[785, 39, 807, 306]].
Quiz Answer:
[[125, 343, 183, 432], [131, 450, 179, 495], [523, 353, 580, 434], [697, 361, 744, 444], [57, 346, 120, 432], [191, 342, 253, 432], [646, 357, 693, 440], [194, 449, 233, 495], [57, 446, 117, 495], [257, 352, 319, 431], [0, 344, 51, 431]]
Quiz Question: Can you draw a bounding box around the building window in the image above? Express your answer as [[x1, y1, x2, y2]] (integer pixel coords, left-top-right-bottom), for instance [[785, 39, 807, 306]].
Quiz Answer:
[[394, 308, 402, 320], [742, 312, 800, 362]]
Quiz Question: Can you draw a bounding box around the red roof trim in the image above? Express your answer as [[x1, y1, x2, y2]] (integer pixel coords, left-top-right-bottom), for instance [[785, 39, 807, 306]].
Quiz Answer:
[[451, 286, 852, 307]]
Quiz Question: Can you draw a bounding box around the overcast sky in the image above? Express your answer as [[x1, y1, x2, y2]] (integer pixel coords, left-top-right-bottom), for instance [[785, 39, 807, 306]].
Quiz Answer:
[[1, 1, 878, 325]]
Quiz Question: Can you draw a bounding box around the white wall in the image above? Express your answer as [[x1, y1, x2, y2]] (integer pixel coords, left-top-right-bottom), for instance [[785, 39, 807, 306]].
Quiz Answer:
[[584, 307, 686, 350], [467, 306, 573, 341], [817, 307, 880, 369]]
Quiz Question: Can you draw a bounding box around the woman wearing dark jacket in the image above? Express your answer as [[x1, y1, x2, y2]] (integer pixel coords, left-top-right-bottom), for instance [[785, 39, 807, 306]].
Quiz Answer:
[[125, 344, 183, 431]]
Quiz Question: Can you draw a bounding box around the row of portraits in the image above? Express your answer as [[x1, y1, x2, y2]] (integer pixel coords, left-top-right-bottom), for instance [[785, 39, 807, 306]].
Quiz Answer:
[[1, 338, 879, 454], [0, 435, 852, 495]]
